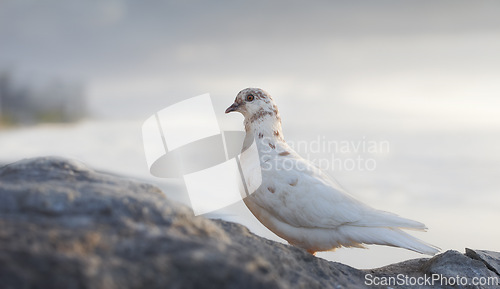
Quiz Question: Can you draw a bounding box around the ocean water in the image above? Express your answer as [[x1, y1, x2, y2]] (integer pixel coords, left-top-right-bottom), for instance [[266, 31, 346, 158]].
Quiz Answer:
[[1, 101, 499, 269]]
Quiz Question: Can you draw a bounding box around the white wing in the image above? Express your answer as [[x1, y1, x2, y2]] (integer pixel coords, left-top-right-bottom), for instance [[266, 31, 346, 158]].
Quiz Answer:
[[252, 145, 426, 231]]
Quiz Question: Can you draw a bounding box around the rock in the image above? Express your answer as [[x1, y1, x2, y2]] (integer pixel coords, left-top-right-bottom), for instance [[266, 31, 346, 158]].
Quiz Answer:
[[466, 249, 500, 276], [0, 157, 499, 289], [0, 157, 364, 289], [421, 250, 498, 287]]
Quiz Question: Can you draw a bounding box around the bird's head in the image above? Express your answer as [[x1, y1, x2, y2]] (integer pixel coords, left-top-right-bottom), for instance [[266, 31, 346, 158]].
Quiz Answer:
[[226, 87, 284, 140], [225, 88, 280, 123]]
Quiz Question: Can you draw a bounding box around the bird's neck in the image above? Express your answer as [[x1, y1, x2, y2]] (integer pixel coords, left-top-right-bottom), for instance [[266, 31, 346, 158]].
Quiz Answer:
[[245, 114, 285, 144]]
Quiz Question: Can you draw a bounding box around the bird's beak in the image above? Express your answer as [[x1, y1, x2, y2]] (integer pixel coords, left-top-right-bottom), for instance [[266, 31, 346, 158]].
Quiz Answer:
[[225, 102, 239, 114]]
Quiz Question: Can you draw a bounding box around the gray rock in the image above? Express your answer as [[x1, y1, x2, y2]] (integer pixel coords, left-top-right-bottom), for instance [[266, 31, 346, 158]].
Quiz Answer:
[[466, 249, 500, 276], [0, 157, 499, 289], [420, 250, 498, 289]]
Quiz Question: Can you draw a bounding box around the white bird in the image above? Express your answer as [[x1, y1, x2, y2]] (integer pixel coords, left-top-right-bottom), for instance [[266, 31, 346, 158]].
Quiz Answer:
[[225, 88, 439, 255]]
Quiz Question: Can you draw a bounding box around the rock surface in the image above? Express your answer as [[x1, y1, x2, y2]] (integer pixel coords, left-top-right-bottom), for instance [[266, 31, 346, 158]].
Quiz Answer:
[[0, 157, 498, 289]]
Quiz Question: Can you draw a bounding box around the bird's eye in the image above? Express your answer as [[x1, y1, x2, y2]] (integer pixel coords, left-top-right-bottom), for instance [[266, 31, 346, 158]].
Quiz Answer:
[[246, 95, 255, 102]]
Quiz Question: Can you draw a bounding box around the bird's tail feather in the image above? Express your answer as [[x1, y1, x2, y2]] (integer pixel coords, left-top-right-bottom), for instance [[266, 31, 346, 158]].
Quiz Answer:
[[360, 209, 428, 231], [338, 226, 440, 255]]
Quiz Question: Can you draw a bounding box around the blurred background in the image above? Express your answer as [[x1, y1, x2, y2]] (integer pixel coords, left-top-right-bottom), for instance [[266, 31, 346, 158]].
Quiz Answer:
[[1, 0, 499, 268]]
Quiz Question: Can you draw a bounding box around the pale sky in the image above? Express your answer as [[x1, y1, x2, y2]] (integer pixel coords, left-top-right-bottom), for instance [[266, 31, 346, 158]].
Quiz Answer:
[[1, 1, 500, 123]]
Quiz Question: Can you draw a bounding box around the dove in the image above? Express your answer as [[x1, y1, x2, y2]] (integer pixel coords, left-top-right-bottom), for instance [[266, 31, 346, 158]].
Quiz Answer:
[[225, 88, 439, 255]]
